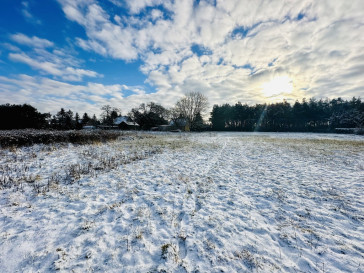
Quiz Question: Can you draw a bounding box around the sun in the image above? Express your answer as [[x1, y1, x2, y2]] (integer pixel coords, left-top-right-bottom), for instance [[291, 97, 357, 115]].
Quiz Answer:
[[261, 75, 293, 97]]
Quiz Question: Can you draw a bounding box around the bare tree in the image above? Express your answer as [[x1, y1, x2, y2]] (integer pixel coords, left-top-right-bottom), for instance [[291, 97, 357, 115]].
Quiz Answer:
[[173, 92, 208, 130], [101, 105, 121, 125], [101, 105, 112, 123]]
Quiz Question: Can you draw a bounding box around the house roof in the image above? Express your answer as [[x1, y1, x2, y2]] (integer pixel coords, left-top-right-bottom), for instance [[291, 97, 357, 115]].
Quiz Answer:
[[123, 121, 139, 126], [114, 116, 129, 125], [113, 116, 139, 127]]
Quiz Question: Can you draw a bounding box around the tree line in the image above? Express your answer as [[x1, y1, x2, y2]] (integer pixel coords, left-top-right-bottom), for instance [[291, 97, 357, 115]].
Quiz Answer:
[[210, 97, 363, 132], [0, 95, 363, 132], [0, 92, 208, 131]]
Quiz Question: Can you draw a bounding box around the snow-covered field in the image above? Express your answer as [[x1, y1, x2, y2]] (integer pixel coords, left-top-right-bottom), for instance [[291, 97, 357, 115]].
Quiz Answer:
[[0, 132, 363, 273]]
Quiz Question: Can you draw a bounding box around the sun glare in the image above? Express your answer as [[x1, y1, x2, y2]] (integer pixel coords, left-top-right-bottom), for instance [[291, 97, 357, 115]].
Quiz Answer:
[[261, 75, 293, 97]]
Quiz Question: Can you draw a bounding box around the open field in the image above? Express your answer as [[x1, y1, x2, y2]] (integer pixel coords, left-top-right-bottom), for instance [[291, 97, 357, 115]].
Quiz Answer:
[[0, 132, 363, 272]]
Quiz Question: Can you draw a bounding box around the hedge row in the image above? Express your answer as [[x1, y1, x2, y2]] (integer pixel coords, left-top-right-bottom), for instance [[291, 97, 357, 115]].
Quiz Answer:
[[0, 129, 125, 148]]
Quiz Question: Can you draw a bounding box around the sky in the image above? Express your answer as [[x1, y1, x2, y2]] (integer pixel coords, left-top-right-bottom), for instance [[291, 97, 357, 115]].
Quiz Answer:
[[0, 0, 363, 116]]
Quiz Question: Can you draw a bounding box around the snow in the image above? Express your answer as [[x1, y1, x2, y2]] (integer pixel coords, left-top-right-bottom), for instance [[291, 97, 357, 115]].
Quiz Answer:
[[0, 132, 363, 272]]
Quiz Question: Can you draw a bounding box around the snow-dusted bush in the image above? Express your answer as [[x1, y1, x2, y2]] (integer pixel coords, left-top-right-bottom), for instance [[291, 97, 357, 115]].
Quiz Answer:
[[0, 129, 125, 148]]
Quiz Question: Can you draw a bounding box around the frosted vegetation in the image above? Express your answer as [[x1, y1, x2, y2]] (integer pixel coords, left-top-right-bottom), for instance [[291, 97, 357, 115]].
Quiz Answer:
[[0, 132, 363, 272], [0, 129, 124, 148]]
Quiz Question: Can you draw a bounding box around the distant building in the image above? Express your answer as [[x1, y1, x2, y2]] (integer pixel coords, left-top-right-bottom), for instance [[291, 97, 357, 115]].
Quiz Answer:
[[113, 116, 139, 130], [158, 125, 172, 131]]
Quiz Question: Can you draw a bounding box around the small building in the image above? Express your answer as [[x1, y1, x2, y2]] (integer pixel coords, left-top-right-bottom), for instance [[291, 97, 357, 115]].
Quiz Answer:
[[114, 116, 139, 130], [158, 125, 172, 131]]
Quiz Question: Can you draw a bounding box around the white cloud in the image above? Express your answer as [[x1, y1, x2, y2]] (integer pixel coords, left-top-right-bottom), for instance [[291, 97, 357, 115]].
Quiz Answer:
[[76, 38, 108, 56], [7, 32, 101, 82], [59, 0, 138, 60], [21, 1, 42, 24], [150, 9, 163, 20], [122, 0, 166, 14], [5, 0, 364, 114], [1, 43, 21, 52], [0, 75, 149, 115], [11, 33, 54, 48], [63, 67, 100, 81], [9, 53, 62, 75], [9, 52, 100, 81]]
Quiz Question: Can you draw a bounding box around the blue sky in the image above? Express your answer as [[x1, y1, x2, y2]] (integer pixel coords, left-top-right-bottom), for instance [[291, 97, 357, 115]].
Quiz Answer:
[[0, 0, 363, 116]]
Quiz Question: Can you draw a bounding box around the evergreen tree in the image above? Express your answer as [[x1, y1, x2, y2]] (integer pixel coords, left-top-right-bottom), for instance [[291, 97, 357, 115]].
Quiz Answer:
[[75, 113, 82, 130], [0, 104, 49, 129], [190, 112, 204, 131], [91, 114, 99, 126], [82, 113, 91, 126], [129, 102, 168, 130], [65, 110, 74, 130], [209, 97, 363, 132]]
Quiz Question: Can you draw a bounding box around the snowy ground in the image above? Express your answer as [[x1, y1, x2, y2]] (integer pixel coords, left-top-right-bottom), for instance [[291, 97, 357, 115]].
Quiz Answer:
[[0, 132, 363, 273]]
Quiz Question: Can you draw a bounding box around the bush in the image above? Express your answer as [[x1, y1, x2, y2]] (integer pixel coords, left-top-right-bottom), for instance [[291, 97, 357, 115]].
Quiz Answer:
[[0, 129, 124, 148]]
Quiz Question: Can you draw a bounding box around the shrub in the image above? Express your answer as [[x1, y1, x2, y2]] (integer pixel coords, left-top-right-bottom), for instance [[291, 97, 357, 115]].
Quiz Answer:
[[0, 129, 124, 148]]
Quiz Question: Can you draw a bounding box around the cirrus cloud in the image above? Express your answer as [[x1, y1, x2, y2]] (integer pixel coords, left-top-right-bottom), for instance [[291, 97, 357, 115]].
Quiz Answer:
[[11, 33, 54, 48], [7, 32, 101, 82]]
